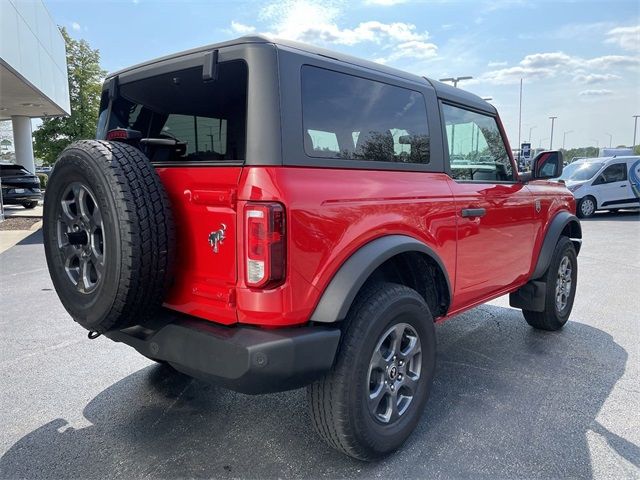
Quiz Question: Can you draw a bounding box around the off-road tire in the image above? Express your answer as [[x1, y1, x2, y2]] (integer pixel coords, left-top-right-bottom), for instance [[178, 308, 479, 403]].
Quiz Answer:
[[307, 282, 436, 461], [22, 201, 38, 209], [43, 140, 175, 333], [523, 236, 577, 331], [577, 196, 596, 218]]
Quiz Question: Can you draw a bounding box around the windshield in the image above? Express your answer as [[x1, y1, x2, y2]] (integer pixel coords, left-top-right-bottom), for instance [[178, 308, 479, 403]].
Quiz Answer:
[[564, 162, 603, 181], [558, 162, 582, 180]]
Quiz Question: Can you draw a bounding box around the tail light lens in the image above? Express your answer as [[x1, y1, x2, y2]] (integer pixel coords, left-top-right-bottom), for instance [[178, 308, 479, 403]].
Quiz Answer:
[[245, 203, 286, 288]]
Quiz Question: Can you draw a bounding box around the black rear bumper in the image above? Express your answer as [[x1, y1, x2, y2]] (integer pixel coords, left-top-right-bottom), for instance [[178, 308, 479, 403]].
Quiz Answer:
[[105, 311, 341, 394], [2, 192, 41, 204]]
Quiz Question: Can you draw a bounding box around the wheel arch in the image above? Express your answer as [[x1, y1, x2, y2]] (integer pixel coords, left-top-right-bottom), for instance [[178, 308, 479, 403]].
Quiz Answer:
[[309, 235, 452, 323], [531, 211, 582, 280]]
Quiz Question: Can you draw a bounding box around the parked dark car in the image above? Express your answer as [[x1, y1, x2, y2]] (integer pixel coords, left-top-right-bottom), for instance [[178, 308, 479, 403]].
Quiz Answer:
[[0, 163, 42, 209]]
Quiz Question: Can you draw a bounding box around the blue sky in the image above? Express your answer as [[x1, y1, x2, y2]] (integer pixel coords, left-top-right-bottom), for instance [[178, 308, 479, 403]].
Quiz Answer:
[[46, 0, 639, 150]]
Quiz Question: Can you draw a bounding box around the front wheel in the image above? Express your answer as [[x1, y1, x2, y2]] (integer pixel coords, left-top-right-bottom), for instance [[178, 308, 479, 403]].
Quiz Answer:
[[577, 196, 596, 218], [307, 282, 436, 461], [523, 236, 577, 331], [22, 201, 38, 209]]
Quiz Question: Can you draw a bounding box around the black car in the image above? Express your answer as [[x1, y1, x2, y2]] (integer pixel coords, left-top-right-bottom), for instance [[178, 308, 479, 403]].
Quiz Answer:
[[0, 163, 42, 209]]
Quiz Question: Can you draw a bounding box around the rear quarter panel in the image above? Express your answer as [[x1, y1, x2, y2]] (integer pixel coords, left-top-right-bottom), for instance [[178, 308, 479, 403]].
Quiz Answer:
[[235, 167, 458, 326]]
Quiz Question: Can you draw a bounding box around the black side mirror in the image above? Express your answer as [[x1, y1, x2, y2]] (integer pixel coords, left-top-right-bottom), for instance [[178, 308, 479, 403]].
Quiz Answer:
[[532, 150, 564, 180]]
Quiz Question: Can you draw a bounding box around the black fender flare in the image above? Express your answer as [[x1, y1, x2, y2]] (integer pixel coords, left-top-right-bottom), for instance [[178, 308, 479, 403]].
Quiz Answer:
[[309, 235, 452, 323], [531, 211, 582, 280]]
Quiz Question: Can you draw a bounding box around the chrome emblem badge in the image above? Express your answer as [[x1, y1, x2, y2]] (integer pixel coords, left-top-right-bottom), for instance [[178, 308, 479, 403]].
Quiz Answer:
[[535, 199, 541, 213], [208, 223, 226, 253]]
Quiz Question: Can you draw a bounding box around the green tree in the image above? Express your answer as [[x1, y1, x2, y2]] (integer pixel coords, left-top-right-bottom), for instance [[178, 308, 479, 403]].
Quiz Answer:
[[33, 27, 105, 165]]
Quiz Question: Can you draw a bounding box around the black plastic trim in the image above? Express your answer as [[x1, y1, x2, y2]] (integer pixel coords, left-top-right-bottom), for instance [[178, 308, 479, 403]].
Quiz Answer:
[[105, 311, 341, 394], [531, 212, 581, 280], [310, 235, 452, 323], [601, 198, 640, 207]]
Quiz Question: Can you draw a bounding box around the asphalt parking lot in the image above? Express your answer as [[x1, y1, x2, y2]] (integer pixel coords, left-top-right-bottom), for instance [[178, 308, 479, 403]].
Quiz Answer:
[[1, 211, 638, 479]]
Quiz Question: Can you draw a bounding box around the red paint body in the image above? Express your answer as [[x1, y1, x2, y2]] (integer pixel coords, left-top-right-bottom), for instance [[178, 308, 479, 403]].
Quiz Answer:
[[156, 165, 575, 328]]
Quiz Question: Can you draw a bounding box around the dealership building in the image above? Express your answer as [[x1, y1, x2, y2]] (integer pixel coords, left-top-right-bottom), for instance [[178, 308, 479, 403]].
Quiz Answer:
[[0, 0, 70, 173]]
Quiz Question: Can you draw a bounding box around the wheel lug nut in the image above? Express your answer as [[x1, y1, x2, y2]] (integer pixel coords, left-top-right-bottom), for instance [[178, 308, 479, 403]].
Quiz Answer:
[[390, 385, 395, 391], [393, 355, 397, 361], [398, 374, 403, 380]]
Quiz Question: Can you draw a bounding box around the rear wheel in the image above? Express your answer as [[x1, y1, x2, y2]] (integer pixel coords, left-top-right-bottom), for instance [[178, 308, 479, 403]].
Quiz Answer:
[[22, 201, 38, 209], [307, 282, 436, 460], [577, 196, 596, 218], [523, 237, 577, 331]]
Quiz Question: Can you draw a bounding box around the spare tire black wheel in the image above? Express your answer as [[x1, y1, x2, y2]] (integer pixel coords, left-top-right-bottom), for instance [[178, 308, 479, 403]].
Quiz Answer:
[[43, 140, 175, 334]]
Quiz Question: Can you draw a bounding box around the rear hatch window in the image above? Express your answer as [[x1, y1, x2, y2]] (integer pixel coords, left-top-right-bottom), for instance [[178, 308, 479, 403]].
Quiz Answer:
[[97, 61, 248, 163]]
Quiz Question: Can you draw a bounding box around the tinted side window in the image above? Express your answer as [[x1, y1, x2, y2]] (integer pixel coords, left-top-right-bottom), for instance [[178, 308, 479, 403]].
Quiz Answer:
[[442, 103, 513, 182], [301, 66, 430, 164], [594, 163, 627, 184]]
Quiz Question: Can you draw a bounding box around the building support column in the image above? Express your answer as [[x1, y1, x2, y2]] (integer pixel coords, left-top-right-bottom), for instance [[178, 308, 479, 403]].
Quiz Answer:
[[11, 116, 35, 173]]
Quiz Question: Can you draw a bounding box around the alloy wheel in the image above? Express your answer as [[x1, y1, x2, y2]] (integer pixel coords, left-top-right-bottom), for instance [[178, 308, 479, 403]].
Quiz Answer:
[[367, 322, 422, 424], [555, 255, 572, 312], [56, 182, 105, 294]]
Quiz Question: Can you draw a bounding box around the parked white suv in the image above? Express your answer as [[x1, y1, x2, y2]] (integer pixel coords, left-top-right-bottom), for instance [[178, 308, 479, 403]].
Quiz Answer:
[[561, 156, 640, 217]]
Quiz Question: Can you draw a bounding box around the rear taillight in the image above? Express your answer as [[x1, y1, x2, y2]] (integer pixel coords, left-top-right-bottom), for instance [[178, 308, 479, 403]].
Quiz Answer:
[[244, 203, 286, 288]]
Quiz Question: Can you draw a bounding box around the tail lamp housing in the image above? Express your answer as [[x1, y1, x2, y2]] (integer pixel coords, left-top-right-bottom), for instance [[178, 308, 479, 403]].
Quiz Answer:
[[244, 203, 286, 288]]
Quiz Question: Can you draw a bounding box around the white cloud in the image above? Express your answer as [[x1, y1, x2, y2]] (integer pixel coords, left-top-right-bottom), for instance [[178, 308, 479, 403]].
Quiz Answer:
[[71, 22, 81, 31], [579, 89, 613, 97], [605, 25, 640, 52], [364, 0, 407, 5], [520, 52, 572, 68], [584, 54, 640, 69], [573, 73, 620, 84], [230, 21, 256, 35], [229, 0, 436, 63], [480, 51, 639, 85], [377, 40, 438, 63], [487, 60, 508, 67], [482, 65, 555, 84]]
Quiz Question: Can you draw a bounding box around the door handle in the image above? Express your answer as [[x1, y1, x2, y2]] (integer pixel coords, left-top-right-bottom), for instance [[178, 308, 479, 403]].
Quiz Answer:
[[620, 184, 627, 187], [461, 208, 486, 218]]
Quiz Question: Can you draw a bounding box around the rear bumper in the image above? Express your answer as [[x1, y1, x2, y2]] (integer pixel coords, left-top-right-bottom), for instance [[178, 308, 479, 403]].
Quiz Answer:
[[1, 192, 41, 204], [105, 311, 341, 394]]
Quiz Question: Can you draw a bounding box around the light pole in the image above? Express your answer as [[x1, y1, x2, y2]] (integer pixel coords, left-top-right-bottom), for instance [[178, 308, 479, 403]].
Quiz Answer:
[[517, 78, 523, 163], [606, 133, 613, 148], [529, 125, 537, 142], [633, 115, 639, 147], [562, 130, 573, 150], [439, 76, 473, 88], [549, 116, 557, 149]]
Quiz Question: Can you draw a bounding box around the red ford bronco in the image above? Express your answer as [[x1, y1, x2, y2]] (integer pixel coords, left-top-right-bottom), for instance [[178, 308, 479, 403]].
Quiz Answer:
[[43, 35, 581, 460]]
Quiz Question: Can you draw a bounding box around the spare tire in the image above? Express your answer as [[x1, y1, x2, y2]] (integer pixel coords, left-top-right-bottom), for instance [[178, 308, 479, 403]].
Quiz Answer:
[[43, 140, 175, 333]]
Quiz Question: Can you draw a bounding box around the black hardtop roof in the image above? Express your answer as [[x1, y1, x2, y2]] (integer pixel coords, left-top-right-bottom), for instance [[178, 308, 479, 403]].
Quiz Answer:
[[107, 34, 494, 114]]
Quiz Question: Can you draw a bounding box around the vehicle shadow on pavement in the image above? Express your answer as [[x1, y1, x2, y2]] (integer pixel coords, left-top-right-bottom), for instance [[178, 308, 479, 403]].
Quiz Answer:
[[15, 229, 44, 245], [0, 306, 636, 479]]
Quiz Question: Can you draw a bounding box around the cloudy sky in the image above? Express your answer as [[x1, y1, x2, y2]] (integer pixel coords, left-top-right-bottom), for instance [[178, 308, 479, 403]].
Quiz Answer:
[[48, 0, 639, 149]]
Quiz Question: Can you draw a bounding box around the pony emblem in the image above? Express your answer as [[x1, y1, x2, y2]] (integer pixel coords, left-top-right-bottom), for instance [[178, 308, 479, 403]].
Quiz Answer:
[[208, 224, 227, 253]]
